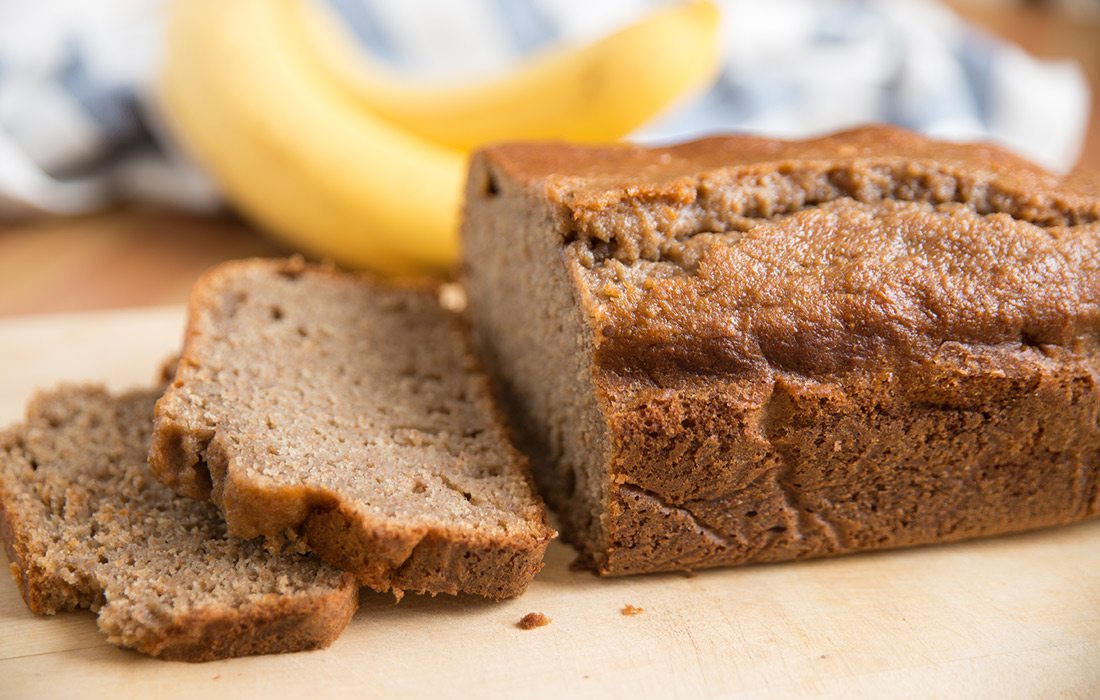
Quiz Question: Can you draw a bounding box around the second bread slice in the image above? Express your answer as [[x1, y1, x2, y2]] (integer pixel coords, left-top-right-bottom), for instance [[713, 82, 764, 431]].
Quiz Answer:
[[150, 259, 554, 600]]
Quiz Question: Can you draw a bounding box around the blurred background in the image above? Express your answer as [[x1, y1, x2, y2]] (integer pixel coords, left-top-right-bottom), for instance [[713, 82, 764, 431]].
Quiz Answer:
[[0, 0, 1097, 316]]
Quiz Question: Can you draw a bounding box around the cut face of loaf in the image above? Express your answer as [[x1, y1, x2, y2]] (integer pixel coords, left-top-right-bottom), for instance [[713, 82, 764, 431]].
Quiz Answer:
[[461, 125, 1100, 575], [150, 259, 554, 600], [0, 386, 358, 661]]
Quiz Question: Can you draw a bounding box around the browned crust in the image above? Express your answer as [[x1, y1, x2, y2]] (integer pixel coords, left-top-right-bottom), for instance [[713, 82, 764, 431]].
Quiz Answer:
[[463, 125, 1100, 576], [150, 258, 554, 600], [480, 125, 1095, 205], [302, 506, 548, 599], [1, 488, 45, 611], [127, 579, 359, 662], [592, 363, 1100, 576]]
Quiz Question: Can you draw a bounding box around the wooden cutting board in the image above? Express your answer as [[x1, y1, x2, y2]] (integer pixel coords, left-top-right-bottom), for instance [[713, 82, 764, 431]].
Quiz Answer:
[[1, 306, 1097, 699]]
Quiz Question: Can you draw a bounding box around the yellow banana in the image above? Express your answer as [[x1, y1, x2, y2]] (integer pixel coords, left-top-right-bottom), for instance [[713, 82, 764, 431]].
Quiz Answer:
[[159, 0, 722, 275], [160, 0, 464, 275], [291, 0, 722, 151]]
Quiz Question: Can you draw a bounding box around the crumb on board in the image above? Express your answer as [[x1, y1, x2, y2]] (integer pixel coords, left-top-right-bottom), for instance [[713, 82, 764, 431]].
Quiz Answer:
[[681, 569, 697, 579], [517, 612, 551, 630], [621, 604, 644, 616]]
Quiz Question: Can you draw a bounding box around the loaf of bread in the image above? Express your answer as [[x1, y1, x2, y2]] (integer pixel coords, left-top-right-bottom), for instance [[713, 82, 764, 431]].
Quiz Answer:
[[461, 125, 1100, 575], [149, 259, 554, 599], [0, 385, 358, 661]]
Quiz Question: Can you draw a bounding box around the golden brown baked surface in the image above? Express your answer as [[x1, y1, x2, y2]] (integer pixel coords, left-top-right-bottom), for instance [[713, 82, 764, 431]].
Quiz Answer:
[[482, 125, 1094, 210], [150, 258, 554, 600], [0, 385, 357, 661], [462, 125, 1100, 575]]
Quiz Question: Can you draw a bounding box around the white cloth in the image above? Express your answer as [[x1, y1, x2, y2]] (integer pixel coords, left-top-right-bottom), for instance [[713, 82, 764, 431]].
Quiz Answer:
[[0, 0, 1090, 218]]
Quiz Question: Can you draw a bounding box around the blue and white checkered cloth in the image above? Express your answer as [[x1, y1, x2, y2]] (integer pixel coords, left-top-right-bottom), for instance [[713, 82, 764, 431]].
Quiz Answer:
[[0, 0, 1090, 218]]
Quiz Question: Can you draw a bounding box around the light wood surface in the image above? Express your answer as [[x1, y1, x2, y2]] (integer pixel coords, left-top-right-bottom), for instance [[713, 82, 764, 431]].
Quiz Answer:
[[0, 209, 281, 317], [1, 307, 1097, 699]]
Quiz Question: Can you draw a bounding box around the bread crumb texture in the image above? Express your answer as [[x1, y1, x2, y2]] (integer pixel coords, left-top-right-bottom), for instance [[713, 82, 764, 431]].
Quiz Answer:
[[517, 612, 551, 630], [150, 259, 553, 599], [0, 385, 358, 661]]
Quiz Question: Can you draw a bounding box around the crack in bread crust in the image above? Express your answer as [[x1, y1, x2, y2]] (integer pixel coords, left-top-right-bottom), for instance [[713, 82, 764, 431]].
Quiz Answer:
[[563, 163, 1100, 266]]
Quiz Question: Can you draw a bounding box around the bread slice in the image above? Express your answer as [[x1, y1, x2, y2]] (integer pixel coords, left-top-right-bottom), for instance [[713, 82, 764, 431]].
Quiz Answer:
[[461, 125, 1100, 575], [149, 259, 554, 600], [0, 385, 358, 661]]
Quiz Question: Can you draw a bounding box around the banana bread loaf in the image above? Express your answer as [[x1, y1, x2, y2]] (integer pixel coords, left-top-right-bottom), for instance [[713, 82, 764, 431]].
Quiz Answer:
[[461, 125, 1100, 575], [0, 385, 358, 661], [149, 259, 554, 599]]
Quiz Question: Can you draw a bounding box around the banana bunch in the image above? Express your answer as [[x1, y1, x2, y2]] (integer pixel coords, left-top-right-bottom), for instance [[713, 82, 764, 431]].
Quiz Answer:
[[159, 0, 721, 275]]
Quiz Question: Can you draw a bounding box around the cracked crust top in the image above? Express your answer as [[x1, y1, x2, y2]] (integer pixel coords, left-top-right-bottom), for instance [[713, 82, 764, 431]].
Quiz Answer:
[[477, 125, 1100, 383], [149, 258, 554, 600]]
